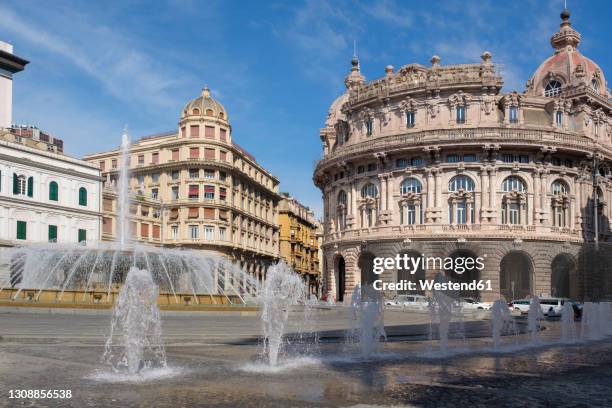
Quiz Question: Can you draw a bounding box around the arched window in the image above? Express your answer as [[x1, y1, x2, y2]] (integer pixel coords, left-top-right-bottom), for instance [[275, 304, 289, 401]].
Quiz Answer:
[[502, 176, 526, 192], [206, 109, 214, 116], [448, 176, 475, 224], [49, 181, 59, 201], [219, 111, 225, 120], [552, 180, 568, 195], [551, 180, 569, 227], [544, 80, 562, 97], [448, 175, 475, 192], [78, 187, 88, 206], [192, 108, 200, 115], [400, 178, 422, 194], [591, 79, 599, 92], [361, 183, 378, 198]]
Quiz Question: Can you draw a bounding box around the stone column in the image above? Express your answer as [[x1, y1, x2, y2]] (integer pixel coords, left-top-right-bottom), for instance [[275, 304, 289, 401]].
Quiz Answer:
[[534, 171, 541, 212], [426, 169, 434, 208], [575, 178, 582, 229], [480, 167, 489, 208], [379, 175, 387, 211], [434, 170, 442, 208], [489, 170, 496, 210]]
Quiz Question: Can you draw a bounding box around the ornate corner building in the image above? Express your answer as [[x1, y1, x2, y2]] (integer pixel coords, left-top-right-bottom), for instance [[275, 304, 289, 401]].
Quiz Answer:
[[278, 193, 321, 295], [84, 87, 281, 283], [314, 9, 612, 302]]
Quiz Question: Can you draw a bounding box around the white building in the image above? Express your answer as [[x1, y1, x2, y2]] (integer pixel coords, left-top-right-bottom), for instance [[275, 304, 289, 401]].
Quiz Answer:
[[0, 133, 102, 245]]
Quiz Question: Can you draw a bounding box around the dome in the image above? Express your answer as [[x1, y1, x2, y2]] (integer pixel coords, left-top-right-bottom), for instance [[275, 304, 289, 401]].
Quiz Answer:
[[181, 86, 228, 121], [526, 9, 609, 99]]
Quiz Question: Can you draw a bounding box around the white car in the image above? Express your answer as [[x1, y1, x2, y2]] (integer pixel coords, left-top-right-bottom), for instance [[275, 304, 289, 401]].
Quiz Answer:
[[510, 297, 579, 316], [385, 294, 429, 310], [460, 298, 490, 310]]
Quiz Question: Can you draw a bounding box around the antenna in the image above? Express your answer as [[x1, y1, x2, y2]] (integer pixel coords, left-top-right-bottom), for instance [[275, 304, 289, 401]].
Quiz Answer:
[[353, 40, 357, 59]]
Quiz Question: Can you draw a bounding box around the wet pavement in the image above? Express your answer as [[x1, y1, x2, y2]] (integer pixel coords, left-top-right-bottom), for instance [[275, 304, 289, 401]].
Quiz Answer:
[[0, 308, 611, 407]]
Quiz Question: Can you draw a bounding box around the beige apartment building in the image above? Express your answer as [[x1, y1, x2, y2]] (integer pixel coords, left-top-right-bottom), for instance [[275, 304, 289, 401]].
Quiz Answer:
[[84, 87, 281, 282], [278, 193, 320, 295]]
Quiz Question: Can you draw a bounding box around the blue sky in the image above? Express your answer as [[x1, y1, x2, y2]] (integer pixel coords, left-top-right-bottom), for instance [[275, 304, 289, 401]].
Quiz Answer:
[[1, 0, 610, 217]]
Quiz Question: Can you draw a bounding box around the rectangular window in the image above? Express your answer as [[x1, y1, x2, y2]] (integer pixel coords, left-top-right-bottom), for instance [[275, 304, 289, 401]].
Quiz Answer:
[[219, 209, 228, 220], [365, 119, 373, 136], [552, 158, 561, 166], [204, 148, 215, 159], [463, 154, 476, 162], [219, 187, 227, 201], [502, 154, 514, 163], [190, 125, 199, 138], [138, 155, 144, 165], [406, 111, 415, 128], [151, 152, 159, 164], [171, 225, 178, 239], [190, 147, 200, 159], [99, 161, 106, 171], [188, 207, 199, 218], [137, 175, 145, 185], [204, 226, 214, 241], [509, 106, 518, 123], [112, 159, 117, 169], [519, 155, 529, 164], [171, 186, 179, 200], [367, 163, 377, 172], [141, 223, 149, 238], [446, 154, 459, 163], [396, 159, 408, 168], [103, 217, 112, 234], [189, 225, 199, 239], [172, 170, 180, 180], [456, 105, 466, 124], [357, 165, 365, 174], [220, 128, 227, 141], [48, 225, 58, 242], [407, 205, 416, 225], [189, 168, 199, 179], [204, 169, 215, 179], [556, 111, 563, 126], [151, 173, 160, 183], [204, 185, 215, 199], [78, 229, 87, 243], [411, 157, 423, 167], [205, 126, 215, 139], [188, 185, 199, 200], [219, 227, 226, 241], [203, 207, 215, 219], [456, 202, 467, 224], [171, 149, 179, 161], [180, 126, 186, 138], [219, 171, 226, 181], [16, 221, 26, 240], [153, 225, 160, 239], [220, 151, 227, 162], [509, 203, 520, 224]]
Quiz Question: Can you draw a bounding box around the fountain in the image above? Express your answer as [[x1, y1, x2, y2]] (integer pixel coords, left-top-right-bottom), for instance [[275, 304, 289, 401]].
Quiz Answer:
[[102, 267, 165, 374], [581, 302, 602, 340], [490, 299, 515, 350], [561, 301, 577, 342], [349, 284, 386, 357], [527, 296, 544, 343], [260, 262, 307, 367], [428, 272, 462, 352], [0, 129, 260, 305]]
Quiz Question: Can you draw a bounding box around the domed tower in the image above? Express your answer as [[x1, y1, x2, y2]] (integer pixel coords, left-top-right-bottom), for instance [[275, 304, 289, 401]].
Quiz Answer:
[[179, 86, 231, 143]]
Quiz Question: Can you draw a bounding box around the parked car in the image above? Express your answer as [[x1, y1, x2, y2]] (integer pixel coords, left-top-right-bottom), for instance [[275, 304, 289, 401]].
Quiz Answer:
[[460, 298, 490, 310], [385, 294, 429, 310], [509, 299, 531, 314]]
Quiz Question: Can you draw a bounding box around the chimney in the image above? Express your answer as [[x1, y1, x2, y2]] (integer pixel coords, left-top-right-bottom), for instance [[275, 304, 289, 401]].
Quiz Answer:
[[0, 41, 29, 129]]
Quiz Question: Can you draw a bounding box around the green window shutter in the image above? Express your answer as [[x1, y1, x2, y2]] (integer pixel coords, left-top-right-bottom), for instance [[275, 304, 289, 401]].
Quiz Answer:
[[27, 176, 33, 197], [48, 225, 58, 242], [16, 221, 26, 240], [79, 187, 87, 206], [49, 181, 58, 201], [78, 229, 87, 243], [13, 174, 18, 194]]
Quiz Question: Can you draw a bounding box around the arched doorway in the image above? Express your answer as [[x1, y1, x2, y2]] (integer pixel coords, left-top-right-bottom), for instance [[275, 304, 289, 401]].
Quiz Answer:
[[446, 249, 480, 299], [358, 252, 376, 287], [335, 256, 346, 302], [551, 253, 575, 298], [500, 251, 533, 301], [397, 250, 425, 294]]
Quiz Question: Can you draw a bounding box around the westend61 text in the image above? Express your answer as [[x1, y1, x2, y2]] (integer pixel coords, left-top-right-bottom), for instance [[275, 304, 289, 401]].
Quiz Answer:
[[373, 279, 493, 292]]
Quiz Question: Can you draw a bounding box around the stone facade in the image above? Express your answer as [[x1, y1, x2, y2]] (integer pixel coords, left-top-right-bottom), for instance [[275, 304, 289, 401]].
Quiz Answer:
[[84, 87, 281, 283], [314, 10, 612, 303], [278, 193, 320, 295]]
